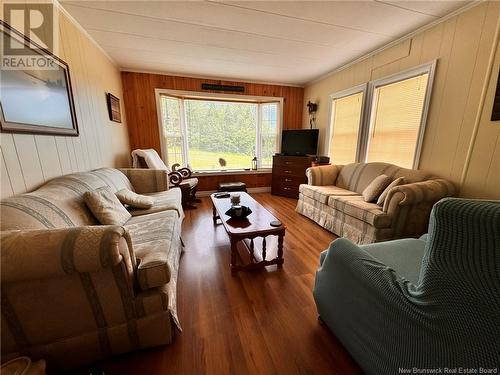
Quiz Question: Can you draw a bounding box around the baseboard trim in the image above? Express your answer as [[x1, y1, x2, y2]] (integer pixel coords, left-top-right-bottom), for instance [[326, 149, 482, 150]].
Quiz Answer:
[[197, 186, 271, 197]]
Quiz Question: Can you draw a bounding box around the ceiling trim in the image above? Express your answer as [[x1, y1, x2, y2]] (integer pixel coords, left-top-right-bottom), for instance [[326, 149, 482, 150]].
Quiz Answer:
[[308, 0, 484, 85], [121, 68, 304, 88], [54, 0, 118, 67]]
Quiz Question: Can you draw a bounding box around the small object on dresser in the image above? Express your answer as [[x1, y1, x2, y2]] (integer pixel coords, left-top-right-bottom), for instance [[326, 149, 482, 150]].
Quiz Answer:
[[214, 192, 230, 198]]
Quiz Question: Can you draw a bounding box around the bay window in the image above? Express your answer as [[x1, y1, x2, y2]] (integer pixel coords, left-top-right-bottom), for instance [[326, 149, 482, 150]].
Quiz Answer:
[[157, 91, 281, 171]]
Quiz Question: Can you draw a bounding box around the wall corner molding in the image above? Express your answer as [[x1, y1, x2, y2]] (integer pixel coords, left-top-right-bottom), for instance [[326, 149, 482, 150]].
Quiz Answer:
[[54, 0, 119, 68]]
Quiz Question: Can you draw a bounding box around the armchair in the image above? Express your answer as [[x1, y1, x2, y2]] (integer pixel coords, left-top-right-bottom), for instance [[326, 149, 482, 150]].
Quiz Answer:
[[313, 198, 500, 374], [131, 149, 199, 207]]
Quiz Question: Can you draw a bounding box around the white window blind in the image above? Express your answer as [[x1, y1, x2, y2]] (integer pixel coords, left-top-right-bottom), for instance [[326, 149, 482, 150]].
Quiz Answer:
[[329, 91, 364, 164], [366, 73, 429, 168]]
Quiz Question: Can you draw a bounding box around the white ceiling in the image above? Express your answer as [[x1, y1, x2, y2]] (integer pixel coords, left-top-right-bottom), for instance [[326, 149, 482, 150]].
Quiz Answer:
[[60, 0, 471, 86]]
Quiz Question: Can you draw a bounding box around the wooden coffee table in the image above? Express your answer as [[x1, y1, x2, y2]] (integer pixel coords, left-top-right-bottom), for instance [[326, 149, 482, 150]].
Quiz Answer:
[[211, 192, 286, 273]]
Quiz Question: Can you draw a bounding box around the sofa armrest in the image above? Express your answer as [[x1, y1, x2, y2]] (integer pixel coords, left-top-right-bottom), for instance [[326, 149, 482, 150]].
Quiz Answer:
[[120, 168, 170, 194], [383, 179, 455, 212], [1, 225, 136, 283], [306, 165, 340, 186], [315, 238, 415, 311]]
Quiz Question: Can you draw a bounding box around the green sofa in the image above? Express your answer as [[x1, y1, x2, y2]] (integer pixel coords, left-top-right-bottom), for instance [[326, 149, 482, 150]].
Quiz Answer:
[[313, 198, 500, 374]]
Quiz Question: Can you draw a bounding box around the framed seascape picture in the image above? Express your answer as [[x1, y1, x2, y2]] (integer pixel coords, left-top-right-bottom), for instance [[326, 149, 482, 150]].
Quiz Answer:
[[0, 21, 79, 136]]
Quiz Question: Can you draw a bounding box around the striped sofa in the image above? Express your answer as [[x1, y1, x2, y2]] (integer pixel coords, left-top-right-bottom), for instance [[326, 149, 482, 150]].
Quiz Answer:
[[296, 162, 455, 244], [0, 168, 184, 370]]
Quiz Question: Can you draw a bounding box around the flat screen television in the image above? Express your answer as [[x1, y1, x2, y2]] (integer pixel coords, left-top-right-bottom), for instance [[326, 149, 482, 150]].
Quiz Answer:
[[281, 129, 319, 156]]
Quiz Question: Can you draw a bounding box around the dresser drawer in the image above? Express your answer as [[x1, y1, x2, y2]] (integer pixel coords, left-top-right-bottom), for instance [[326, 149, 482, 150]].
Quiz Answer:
[[271, 155, 313, 198], [273, 165, 308, 178], [272, 175, 305, 186], [271, 183, 299, 198], [273, 156, 311, 169]]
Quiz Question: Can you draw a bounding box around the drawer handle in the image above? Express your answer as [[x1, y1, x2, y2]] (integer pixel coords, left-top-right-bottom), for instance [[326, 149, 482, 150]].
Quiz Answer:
[[284, 170, 291, 173], [283, 187, 291, 190], [285, 161, 291, 165], [284, 178, 292, 182]]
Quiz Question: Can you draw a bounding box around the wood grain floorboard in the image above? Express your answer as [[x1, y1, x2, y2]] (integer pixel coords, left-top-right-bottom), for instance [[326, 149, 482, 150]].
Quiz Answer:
[[75, 193, 362, 375]]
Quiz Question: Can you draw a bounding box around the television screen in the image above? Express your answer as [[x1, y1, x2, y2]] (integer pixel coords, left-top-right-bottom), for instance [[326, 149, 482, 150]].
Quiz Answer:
[[281, 129, 319, 156]]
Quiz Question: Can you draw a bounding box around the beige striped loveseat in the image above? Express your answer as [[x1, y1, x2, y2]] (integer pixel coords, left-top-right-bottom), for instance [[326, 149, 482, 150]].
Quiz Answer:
[[296, 162, 455, 244], [0, 168, 184, 370]]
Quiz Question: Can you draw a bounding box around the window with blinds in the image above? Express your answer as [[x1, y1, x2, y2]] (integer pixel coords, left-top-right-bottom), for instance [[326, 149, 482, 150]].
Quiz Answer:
[[329, 91, 364, 164], [326, 62, 434, 169], [365, 73, 429, 168]]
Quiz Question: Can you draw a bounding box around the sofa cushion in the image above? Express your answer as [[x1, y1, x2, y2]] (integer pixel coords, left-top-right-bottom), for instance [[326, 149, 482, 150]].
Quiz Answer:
[[328, 195, 392, 228], [125, 210, 181, 290], [335, 162, 432, 194], [306, 165, 340, 186], [376, 177, 406, 206], [116, 189, 154, 209], [362, 175, 391, 202], [129, 188, 184, 219], [0, 168, 136, 231], [89, 168, 135, 193], [299, 184, 360, 204], [360, 238, 426, 284], [83, 187, 131, 225]]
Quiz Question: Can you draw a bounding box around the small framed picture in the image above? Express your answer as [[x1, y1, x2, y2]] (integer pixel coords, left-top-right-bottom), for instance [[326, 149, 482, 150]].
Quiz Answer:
[[106, 93, 121, 123], [491, 70, 500, 121]]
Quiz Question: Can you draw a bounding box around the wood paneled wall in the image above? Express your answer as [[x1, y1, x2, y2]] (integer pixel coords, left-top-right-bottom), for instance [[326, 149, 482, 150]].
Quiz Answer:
[[303, 1, 500, 199], [121, 72, 304, 153], [0, 9, 131, 198]]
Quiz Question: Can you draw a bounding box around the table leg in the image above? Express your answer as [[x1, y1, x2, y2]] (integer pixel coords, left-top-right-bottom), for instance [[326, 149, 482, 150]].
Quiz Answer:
[[277, 230, 284, 268], [230, 238, 238, 274], [212, 204, 217, 224]]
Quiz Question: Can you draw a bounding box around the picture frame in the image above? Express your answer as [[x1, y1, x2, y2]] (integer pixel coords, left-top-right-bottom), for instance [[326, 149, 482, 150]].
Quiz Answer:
[[0, 21, 79, 136], [106, 93, 122, 123], [491, 69, 500, 121]]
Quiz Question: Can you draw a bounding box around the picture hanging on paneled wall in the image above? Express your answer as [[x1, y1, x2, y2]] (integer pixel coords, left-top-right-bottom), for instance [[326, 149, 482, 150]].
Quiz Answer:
[[106, 93, 122, 123], [0, 21, 79, 136], [491, 69, 500, 121]]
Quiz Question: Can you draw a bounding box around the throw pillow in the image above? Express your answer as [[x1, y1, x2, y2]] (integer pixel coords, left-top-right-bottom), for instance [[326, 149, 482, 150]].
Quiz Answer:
[[362, 175, 391, 202], [84, 187, 131, 225], [376, 177, 406, 206], [116, 189, 155, 209]]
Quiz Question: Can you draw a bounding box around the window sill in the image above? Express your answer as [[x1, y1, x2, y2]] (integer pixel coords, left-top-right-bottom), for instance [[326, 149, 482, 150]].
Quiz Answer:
[[192, 169, 272, 177]]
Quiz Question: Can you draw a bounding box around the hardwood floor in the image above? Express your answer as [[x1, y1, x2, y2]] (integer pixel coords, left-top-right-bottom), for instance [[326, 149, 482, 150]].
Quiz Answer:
[[78, 193, 362, 374]]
